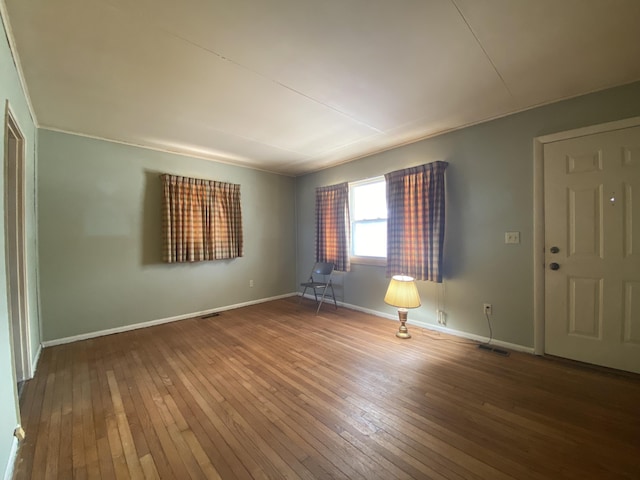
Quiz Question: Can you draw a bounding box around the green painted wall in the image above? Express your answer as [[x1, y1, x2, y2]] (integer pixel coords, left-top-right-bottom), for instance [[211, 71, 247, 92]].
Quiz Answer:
[[0, 10, 40, 479], [37, 130, 297, 341], [296, 81, 640, 348]]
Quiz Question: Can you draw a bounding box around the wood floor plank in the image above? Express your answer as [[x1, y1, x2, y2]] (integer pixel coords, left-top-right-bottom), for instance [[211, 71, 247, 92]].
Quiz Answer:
[[221, 356, 358, 479], [132, 347, 246, 480], [14, 298, 640, 479], [210, 345, 373, 479], [14, 347, 52, 479], [139, 453, 160, 480], [221, 324, 483, 479], [161, 349, 271, 479], [106, 370, 146, 479], [116, 349, 178, 480], [89, 349, 117, 480], [71, 345, 87, 480], [123, 352, 196, 480], [42, 346, 67, 480], [176, 348, 321, 480]]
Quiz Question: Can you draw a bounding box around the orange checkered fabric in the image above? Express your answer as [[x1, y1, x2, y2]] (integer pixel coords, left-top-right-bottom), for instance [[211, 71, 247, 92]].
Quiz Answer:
[[162, 174, 243, 263]]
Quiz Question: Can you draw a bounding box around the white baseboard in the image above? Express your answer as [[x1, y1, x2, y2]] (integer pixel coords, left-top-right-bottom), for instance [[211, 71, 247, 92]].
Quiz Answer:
[[29, 344, 42, 379], [299, 293, 534, 354], [42, 292, 298, 347], [407, 319, 535, 354], [3, 435, 19, 480], [43, 291, 533, 354]]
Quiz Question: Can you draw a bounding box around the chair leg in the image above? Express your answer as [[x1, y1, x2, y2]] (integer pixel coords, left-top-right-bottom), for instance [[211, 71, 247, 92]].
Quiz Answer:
[[329, 283, 337, 309], [316, 287, 328, 315], [299, 286, 308, 303], [315, 283, 338, 314]]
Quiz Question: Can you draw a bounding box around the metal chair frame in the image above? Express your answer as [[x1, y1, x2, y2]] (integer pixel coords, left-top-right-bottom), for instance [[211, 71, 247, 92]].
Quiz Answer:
[[299, 262, 338, 314]]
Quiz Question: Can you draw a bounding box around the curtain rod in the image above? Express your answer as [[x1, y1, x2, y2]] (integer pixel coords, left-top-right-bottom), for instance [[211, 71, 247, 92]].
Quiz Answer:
[[159, 173, 240, 186]]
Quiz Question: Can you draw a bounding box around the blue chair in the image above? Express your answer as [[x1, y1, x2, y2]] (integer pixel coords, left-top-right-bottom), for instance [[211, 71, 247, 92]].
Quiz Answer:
[[299, 262, 338, 314]]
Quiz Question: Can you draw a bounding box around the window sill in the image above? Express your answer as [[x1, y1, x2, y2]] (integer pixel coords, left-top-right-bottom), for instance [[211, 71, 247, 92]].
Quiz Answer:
[[350, 256, 386, 267]]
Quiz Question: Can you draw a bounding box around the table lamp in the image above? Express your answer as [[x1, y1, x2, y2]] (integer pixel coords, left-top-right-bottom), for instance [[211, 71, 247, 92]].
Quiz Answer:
[[384, 275, 421, 339]]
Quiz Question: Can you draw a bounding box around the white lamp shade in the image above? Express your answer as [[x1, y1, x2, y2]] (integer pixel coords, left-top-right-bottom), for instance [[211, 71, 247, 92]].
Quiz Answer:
[[384, 275, 421, 309]]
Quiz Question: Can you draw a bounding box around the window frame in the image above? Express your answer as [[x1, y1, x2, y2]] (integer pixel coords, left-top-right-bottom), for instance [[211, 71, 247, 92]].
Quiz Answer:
[[349, 176, 387, 266]]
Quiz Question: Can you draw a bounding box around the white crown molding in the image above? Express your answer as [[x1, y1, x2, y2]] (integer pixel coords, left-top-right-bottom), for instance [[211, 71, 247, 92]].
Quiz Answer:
[[0, 1, 38, 126], [39, 126, 294, 177], [536, 115, 640, 144]]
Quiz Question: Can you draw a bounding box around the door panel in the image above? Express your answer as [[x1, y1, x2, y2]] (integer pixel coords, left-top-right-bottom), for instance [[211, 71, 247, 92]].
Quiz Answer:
[[568, 276, 603, 338], [544, 125, 640, 373], [567, 149, 602, 174], [623, 281, 640, 344], [568, 185, 603, 258]]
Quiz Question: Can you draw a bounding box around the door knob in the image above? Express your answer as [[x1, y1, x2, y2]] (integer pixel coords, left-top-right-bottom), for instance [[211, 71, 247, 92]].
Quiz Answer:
[[550, 246, 559, 254], [549, 262, 560, 270]]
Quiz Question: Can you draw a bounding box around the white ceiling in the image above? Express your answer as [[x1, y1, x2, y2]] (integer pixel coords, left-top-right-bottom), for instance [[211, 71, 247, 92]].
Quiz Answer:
[[4, 0, 640, 175]]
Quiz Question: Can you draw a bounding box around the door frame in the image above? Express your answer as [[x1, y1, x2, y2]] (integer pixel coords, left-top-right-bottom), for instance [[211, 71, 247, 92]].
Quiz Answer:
[[533, 115, 640, 355], [4, 101, 32, 381]]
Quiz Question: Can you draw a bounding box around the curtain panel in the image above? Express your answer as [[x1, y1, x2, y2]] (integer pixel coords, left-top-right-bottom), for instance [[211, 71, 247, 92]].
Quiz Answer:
[[385, 161, 448, 282], [315, 182, 351, 272], [161, 174, 243, 263]]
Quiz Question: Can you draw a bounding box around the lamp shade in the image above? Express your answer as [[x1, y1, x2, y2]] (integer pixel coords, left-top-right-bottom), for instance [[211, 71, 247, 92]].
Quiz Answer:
[[384, 275, 421, 309]]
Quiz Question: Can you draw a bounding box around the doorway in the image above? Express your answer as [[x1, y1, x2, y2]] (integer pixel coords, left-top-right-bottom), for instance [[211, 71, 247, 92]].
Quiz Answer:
[[4, 103, 31, 387], [534, 117, 640, 374]]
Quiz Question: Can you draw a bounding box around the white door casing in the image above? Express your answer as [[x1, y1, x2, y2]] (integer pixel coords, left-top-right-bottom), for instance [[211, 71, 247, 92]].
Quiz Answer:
[[4, 103, 31, 383], [541, 125, 640, 373]]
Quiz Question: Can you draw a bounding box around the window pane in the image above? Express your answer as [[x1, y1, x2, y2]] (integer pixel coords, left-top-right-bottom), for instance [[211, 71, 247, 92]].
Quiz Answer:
[[353, 181, 386, 220], [353, 221, 386, 257]]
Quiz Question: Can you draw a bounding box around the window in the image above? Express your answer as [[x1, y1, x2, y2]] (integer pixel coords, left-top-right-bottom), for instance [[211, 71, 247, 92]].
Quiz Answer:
[[349, 177, 387, 261]]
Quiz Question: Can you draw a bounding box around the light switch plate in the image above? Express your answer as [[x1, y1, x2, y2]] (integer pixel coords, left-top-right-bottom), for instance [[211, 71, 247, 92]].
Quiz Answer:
[[505, 231, 520, 244]]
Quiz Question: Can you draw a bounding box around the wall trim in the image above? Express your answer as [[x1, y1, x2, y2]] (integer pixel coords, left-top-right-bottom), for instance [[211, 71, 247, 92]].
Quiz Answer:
[[37, 91, 640, 179], [39, 127, 292, 177], [4, 100, 34, 381], [532, 115, 640, 356], [300, 293, 534, 354], [42, 293, 298, 347], [536, 115, 640, 144], [0, 1, 38, 126], [2, 435, 18, 480], [29, 343, 42, 380]]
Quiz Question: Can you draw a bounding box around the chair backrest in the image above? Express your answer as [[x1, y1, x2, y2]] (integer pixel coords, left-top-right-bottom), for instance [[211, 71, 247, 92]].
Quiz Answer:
[[311, 262, 334, 280]]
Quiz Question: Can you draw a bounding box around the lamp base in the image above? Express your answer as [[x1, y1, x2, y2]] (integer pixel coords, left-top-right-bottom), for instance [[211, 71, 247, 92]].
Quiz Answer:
[[396, 308, 411, 339]]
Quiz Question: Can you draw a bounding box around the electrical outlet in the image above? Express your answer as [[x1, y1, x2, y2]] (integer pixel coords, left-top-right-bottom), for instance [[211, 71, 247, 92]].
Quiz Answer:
[[483, 303, 492, 315], [505, 231, 520, 244], [249, 279, 254, 287], [437, 309, 446, 325]]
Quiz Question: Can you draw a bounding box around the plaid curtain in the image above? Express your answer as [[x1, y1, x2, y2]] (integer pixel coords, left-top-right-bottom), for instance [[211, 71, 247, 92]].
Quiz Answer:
[[385, 161, 448, 282], [315, 182, 350, 272], [162, 174, 243, 263]]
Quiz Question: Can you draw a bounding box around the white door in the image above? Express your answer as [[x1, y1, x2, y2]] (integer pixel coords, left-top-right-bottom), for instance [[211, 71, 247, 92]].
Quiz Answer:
[[544, 125, 640, 374]]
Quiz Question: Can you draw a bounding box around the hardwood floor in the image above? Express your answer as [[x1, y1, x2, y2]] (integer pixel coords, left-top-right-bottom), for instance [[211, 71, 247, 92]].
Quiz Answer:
[[13, 298, 640, 479]]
